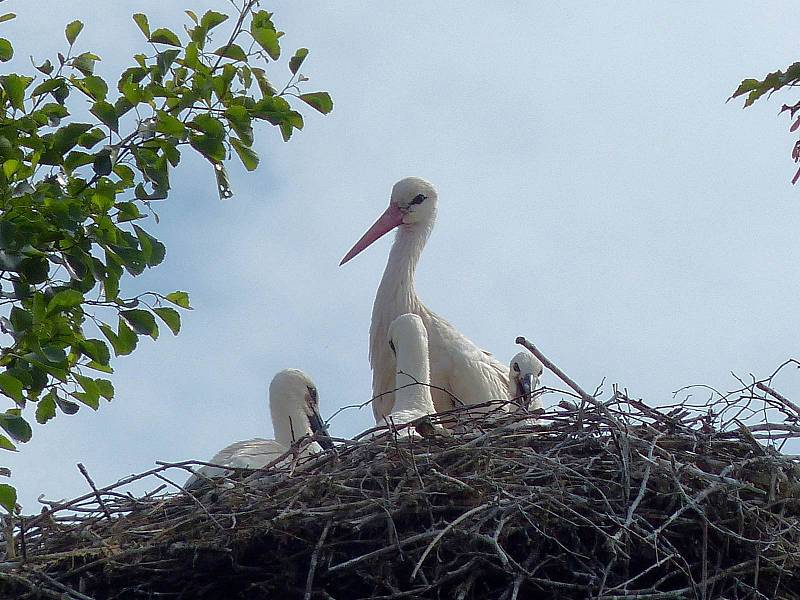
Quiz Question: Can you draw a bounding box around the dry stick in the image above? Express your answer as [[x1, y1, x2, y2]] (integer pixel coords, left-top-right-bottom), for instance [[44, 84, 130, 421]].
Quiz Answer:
[[515, 337, 623, 430], [327, 530, 439, 573], [756, 381, 800, 418], [76, 463, 111, 521], [410, 503, 492, 581], [304, 520, 331, 600], [25, 461, 194, 528], [29, 569, 96, 600], [149, 473, 224, 531]]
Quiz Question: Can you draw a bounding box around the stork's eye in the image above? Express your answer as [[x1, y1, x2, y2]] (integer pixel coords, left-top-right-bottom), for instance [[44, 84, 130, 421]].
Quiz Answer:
[[307, 386, 318, 401], [512, 362, 520, 373], [409, 194, 426, 205], [389, 340, 396, 354]]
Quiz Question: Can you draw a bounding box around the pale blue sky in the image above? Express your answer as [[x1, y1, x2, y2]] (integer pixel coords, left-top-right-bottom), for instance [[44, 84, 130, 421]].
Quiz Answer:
[[4, 1, 800, 510]]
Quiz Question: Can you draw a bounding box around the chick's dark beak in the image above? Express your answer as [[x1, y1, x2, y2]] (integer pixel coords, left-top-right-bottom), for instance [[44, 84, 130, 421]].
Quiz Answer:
[[520, 373, 536, 409], [308, 411, 335, 450]]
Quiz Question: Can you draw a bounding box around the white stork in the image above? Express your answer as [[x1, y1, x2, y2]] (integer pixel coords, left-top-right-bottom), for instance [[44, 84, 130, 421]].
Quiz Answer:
[[184, 369, 333, 490], [508, 351, 544, 413], [340, 177, 515, 423], [382, 313, 436, 433]]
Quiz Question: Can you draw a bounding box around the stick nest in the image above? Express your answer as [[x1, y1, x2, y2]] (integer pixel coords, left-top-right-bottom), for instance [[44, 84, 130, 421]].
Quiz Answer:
[[2, 361, 800, 600]]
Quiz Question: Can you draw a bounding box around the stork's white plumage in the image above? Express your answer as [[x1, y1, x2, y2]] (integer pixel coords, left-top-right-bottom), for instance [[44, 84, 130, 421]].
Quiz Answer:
[[382, 313, 435, 432], [508, 351, 544, 413], [184, 369, 333, 490], [340, 177, 512, 423]]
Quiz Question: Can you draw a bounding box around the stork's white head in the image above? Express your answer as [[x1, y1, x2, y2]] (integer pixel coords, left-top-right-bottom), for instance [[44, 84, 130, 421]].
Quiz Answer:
[[509, 351, 544, 411], [391, 177, 438, 227], [340, 177, 438, 265], [269, 369, 334, 450]]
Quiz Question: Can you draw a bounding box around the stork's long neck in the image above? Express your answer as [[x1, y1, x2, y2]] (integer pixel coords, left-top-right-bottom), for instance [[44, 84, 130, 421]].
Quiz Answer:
[[270, 395, 313, 448], [375, 220, 433, 314]]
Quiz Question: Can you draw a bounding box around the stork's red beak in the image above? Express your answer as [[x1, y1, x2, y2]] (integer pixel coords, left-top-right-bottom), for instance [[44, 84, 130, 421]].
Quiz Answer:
[[339, 204, 404, 266]]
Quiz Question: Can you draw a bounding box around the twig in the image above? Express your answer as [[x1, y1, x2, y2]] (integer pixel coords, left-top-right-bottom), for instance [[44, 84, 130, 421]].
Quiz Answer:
[[515, 336, 623, 430], [76, 463, 111, 521], [410, 503, 492, 581], [304, 520, 331, 600]]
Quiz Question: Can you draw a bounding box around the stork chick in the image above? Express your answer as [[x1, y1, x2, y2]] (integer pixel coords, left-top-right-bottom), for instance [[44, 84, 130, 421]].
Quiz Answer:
[[382, 313, 436, 436], [185, 369, 333, 490], [509, 351, 544, 413]]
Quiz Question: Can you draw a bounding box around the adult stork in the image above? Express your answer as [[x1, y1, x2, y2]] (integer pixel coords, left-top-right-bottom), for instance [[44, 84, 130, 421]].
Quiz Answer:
[[185, 369, 333, 490], [340, 177, 513, 423], [382, 313, 436, 434]]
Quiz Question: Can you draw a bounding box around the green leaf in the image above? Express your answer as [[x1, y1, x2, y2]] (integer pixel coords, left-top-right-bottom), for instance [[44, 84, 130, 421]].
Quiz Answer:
[[730, 78, 761, 100], [153, 307, 181, 335], [189, 130, 226, 162], [93, 150, 113, 176], [132, 13, 150, 38], [47, 289, 84, 315], [165, 290, 191, 309], [51, 122, 93, 154], [85, 361, 113, 374], [225, 105, 253, 145], [99, 321, 136, 357], [0, 412, 31, 443], [2, 159, 18, 179], [72, 74, 108, 101], [133, 224, 166, 267], [74, 375, 100, 409], [231, 137, 259, 171], [90, 100, 118, 132], [0, 374, 24, 404], [35, 391, 57, 424], [41, 346, 67, 365], [1, 74, 33, 110], [0, 484, 16, 513], [250, 10, 280, 60], [103, 253, 122, 300], [213, 43, 248, 62], [77, 127, 106, 149], [117, 318, 139, 354], [188, 113, 226, 138], [0, 14, 15, 24], [52, 394, 78, 415], [63, 150, 92, 173], [71, 52, 98, 76], [156, 49, 181, 77], [36, 59, 54, 75], [116, 201, 142, 223], [289, 48, 308, 75], [0, 38, 12, 62], [149, 28, 181, 47], [65, 20, 84, 45], [201, 10, 228, 31], [0, 435, 15, 451], [96, 379, 114, 400], [79, 339, 111, 366], [299, 92, 333, 114], [214, 161, 232, 199], [31, 77, 65, 97], [155, 110, 187, 138], [120, 309, 158, 339], [19, 257, 48, 283]]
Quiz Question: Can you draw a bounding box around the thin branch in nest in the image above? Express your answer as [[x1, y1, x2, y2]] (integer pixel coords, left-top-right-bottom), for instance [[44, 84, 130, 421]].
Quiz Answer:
[[76, 463, 111, 521]]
